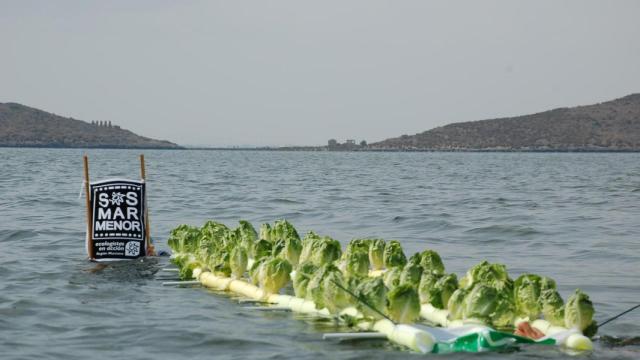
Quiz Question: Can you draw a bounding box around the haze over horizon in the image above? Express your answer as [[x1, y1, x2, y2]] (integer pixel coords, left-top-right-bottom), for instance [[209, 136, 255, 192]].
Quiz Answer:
[[1, 1, 639, 147]]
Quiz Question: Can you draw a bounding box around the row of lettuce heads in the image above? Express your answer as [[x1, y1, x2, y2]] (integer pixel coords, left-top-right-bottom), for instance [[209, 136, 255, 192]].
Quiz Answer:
[[168, 219, 597, 336]]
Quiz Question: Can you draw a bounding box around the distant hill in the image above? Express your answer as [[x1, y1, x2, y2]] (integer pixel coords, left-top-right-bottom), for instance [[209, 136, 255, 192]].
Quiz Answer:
[[0, 102, 181, 149], [371, 94, 640, 151]]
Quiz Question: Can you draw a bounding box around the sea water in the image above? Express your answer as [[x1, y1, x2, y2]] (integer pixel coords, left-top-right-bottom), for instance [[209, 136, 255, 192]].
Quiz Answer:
[[1, 148, 638, 359]]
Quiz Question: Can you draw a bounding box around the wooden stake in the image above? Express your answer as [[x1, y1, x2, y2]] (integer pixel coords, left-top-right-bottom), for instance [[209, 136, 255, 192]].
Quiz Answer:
[[83, 155, 94, 260], [140, 154, 155, 256]]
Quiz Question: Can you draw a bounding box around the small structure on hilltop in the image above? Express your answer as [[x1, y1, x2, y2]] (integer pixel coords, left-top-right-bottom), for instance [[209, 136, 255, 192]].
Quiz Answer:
[[326, 138, 368, 151]]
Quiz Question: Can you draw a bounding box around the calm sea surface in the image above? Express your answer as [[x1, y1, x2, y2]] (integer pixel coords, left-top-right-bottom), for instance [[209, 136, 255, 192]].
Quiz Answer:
[[1, 149, 639, 359]]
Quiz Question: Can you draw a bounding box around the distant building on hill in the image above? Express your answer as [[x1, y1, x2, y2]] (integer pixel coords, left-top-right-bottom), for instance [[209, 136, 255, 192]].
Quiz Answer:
[[326, 138, 367, 151]]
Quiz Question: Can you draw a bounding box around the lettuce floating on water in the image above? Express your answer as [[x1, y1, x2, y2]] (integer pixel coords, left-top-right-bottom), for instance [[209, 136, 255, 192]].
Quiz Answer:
[[355, 277, 387, 320], [383, 267, 402, 289], [514, 274, 542, 320], [386, 283, 421, 324], [322, 268, 353, 313], [383, 240, 407, 269], [252, 239, 273, 261], [539, 289, 565, 326], [464, 284, 498, 323], [368, 239, 386, 270], [564, 289, 595, 332], [417, 250, 445, 275], [418, 271, 442, 304], [309, 236, 342, 267], [229, 245, 248, 279], [345, 239, 371, 256], [490, 292, 517, 329], [447, 288, 469, 320], [293, 262, 317, 298], [306, 263, 340, 309], [432, 274, 459, 310], [201, 220, 231, 248], [236, 220, 257, 254], [258, 257, 292, 294], [399, 259, 423, 288], [299, 231, 321, 265], [276, 236, 302, 268], [271, 219, 300, 242], [418, 272, 457, 309], [259, 223, 272, 242], [168, 225, 201, 255], [344, 249, 370, 279], [459, 261, 512, 291], [249, 258, 266, 285]]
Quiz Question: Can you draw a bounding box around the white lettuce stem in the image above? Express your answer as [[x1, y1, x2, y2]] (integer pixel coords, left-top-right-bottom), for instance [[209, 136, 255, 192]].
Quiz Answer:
[[192, 267, 434, 353]]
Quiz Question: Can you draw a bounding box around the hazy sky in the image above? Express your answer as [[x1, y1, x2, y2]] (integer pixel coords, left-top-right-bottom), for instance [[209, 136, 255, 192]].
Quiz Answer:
[[1, 1, 639, 146]]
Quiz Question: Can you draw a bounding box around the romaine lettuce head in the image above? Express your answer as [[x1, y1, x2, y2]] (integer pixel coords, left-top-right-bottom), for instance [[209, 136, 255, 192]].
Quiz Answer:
[[418, 271, 442, 304], [464, 284, 498, 322], [309, 237, 342, 267], [418, 250, 445, 275], [383, 240, 407, 269], [272, 219, 300, 242], [207, 251, 231, 277], [277, 236, 302, 267], [514, 274, 542, 319], [355, 277, 387, 320], [459, 261, 512, 291], [345, 239, 371, 257], [253, 239, 273, 261], [385, 283, 421, 324], [201, 220, 231, 247], [432, 273, 459, 309], [368, 239, 386, 270], [490, 292, 516, 329], [258, 257, 292, 294], [447, 288, 469, 320], [229, 246, 248, 279], [249, 258, 266, 285], [564, 289, 595, 332], [168, 224, 201, 254], [539, 289, 565, 326], [540, 276, 557, 292], [259, 223, 272, 242], [299, 231, 321, 265], [322, 269, 353, 313], [236, 220, 257, 253], [306, 263, 340, 309], [293, 262, 317, 298], [383, 267, 402, 289], [399, 261, 423, 288], [344, 249, 370, 279]]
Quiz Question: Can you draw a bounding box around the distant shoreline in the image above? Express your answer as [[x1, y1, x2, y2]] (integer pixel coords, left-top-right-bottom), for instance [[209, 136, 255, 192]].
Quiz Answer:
[[2, 144, 638, 153]]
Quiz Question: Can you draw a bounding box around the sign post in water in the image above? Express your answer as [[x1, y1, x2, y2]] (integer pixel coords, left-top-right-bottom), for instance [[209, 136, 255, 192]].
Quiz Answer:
[[90, 179, 146, 259], [83, 155, 155, 261]]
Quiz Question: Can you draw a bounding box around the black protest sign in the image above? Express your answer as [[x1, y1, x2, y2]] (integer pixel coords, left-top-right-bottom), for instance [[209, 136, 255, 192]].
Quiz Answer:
[[89, 179, 146, 259]]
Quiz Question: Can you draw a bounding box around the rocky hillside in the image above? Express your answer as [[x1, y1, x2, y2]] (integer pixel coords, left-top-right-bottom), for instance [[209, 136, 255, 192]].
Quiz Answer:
[[0, 102, 181, 149], [372, 94, 640, 151]]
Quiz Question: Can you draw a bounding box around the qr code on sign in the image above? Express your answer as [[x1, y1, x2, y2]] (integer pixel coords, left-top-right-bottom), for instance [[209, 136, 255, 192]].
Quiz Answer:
[[125, 241, 141, 257]]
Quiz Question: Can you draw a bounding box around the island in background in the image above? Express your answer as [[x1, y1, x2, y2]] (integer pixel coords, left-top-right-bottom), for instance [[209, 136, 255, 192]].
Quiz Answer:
[[368, 93, 640, 152], [0, 102, 181, 149]]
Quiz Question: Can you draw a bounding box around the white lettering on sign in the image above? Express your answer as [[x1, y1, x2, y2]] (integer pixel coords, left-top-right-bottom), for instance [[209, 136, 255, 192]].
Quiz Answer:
[[95, 220, 142, 232], [126, 192, 138, 206]]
